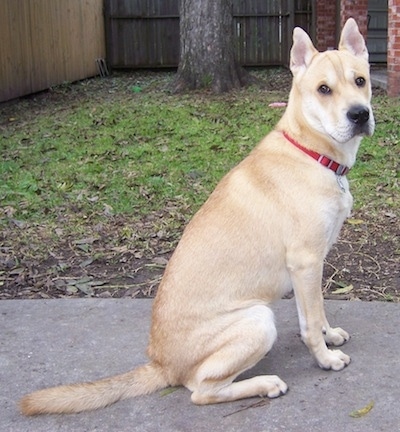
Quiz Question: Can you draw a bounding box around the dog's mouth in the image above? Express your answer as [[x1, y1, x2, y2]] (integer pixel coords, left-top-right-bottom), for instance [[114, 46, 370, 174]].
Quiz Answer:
[[327, 120, 374, 144], [353, 123, 374, 137]]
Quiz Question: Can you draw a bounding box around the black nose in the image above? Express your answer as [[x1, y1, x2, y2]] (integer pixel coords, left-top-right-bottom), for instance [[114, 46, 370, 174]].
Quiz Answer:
[[347, 105, 370, 125]]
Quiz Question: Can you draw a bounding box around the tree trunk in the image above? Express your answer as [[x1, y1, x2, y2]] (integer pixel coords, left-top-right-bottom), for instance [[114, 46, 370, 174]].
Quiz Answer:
[[173, 0, 249, 93]]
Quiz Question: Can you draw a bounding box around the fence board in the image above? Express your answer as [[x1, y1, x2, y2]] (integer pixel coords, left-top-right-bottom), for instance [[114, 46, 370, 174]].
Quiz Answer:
[[105, 0, 314, 69], [0, 1, 32, 101], [0, 0, 105, 103], [234, 0, 287, 66], [105, 0, 180, 68]]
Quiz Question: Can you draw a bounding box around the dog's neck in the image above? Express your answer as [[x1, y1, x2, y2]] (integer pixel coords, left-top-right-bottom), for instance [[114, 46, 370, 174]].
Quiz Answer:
[[282, 131, 350, 176]]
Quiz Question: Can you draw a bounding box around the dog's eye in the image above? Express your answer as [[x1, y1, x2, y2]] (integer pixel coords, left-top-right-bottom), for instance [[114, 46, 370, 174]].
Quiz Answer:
[[318, 85, 331, 95], [355, 77, 366, 87]]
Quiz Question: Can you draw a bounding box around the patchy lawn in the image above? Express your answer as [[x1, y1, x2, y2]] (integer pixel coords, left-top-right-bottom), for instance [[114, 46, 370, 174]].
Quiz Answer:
[[0, 70, 398, 301]]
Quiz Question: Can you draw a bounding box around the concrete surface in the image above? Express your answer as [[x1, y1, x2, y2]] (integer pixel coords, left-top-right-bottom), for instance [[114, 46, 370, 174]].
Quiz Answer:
[[371, 68, 388, 91], [1, 298, 399, 432]]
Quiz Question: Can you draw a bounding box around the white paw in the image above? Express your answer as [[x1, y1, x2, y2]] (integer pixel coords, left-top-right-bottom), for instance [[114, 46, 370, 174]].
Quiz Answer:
[[261, 375, 288, 398], [324, 327, 350, 346], [318, 349, 351, 371]]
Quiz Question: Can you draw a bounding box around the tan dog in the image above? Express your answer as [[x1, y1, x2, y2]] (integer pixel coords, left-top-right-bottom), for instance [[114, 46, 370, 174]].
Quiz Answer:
[[20, 18, 374, 415]]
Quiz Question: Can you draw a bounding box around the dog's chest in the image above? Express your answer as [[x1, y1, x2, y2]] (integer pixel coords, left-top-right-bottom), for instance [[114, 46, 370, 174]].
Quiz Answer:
[[324, 184, 353, 248]]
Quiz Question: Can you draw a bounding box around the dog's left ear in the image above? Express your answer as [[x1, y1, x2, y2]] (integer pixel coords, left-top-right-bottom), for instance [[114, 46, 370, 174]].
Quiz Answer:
[[338, 18, 369, 61]]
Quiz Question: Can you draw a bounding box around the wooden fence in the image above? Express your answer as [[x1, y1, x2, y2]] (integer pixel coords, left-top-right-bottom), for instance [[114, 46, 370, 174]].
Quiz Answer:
[[104, 0, 180, 69], [0, 0, 105, 103], [104, 0, 314, 69], [0, 0, 314, 102], [233, 0, 314, 66]]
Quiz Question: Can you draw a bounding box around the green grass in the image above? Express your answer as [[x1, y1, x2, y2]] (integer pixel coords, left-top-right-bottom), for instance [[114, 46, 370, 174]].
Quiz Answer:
[[0, 72, 398, 229], [349, 94, 399, 213], [0, 88, 278, 223]]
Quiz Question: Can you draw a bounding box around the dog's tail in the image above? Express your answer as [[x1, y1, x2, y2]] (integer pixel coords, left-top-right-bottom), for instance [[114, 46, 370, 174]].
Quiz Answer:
[[19, 362, 169, 415]]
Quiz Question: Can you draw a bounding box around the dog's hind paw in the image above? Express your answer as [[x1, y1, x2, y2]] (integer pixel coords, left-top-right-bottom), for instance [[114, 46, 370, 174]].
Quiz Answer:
[[260, 375, 288, 399], [323, 326, 350, 346]]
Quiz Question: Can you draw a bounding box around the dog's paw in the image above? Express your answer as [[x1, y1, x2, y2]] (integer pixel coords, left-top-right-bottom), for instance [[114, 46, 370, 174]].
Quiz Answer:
[[260, 375, 289, 399], [318, 349, 351, 371], [323, 327, 350, 346]]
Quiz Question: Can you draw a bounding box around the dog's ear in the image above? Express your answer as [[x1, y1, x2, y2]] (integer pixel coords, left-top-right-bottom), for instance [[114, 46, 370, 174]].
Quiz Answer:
[[338, 18, 369, 61], [290, 27, 318, 76]]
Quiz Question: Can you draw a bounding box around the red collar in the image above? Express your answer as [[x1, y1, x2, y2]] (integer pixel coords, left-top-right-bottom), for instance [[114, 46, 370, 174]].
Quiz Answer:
[[282, 131, 350, 176]]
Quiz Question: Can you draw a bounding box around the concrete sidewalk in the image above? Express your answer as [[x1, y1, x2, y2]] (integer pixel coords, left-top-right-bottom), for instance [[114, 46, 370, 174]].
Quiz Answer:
[[1, 299, 399, 432], [371, 68, 388, 91]]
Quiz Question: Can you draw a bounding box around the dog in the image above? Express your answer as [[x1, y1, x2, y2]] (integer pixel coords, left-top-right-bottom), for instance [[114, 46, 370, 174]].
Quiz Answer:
[[20, 18, 374, 415]]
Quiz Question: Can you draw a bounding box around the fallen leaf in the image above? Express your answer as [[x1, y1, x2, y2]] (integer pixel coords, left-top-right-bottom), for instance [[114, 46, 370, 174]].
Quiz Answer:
[[103, 204, 114, 216], [77, 244, 90, 253], [9, 268, 25, 276], [152, 257, 169, 266], [68, 277, 92, 286], [3, 206, 16, 217], [11, 219, 26, 228], [90, 280, 107, 287], [349, 400, 374, 418], [347, 218, 364, 225], [331, 285, 353, 295], [66, 286, 78, 294], [112, 246, 129, 253], [76, 283, 94, 296], [80, 258, 94, 268], [57, 262, 70, 272], [74, 237, 98, 245], [188, 170, 204, 180], [159, 387, 179, 397]]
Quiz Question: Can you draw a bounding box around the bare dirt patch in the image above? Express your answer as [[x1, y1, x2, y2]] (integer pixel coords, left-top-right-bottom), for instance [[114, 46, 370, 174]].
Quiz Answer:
[[1, 208, 398, 301]]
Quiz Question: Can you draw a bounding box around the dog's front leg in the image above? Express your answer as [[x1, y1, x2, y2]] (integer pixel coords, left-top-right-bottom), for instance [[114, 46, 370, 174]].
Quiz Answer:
[[289, 258, 350, 371]]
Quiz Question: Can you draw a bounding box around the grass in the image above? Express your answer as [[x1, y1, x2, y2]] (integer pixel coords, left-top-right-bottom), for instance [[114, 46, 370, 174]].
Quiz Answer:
[[0, 70, 398, 300], [349, 94, 399, 214], [1, 75, 283, 224], [1, 71, 398, 226]]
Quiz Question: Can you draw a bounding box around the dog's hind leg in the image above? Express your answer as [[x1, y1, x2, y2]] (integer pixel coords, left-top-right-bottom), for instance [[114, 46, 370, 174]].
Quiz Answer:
[[187, 305, 288, 405]]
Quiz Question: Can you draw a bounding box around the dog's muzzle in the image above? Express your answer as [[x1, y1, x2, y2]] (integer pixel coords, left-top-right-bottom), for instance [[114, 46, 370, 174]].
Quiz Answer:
[[347, 105, 372, 135]]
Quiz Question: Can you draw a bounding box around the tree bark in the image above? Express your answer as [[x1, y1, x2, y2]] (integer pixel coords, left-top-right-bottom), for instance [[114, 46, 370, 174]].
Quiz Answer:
[[172, 0, 249, 93]]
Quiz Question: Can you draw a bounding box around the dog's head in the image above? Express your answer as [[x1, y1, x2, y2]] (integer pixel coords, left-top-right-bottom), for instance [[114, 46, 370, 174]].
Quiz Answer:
[[289, 18, 375, 144]]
